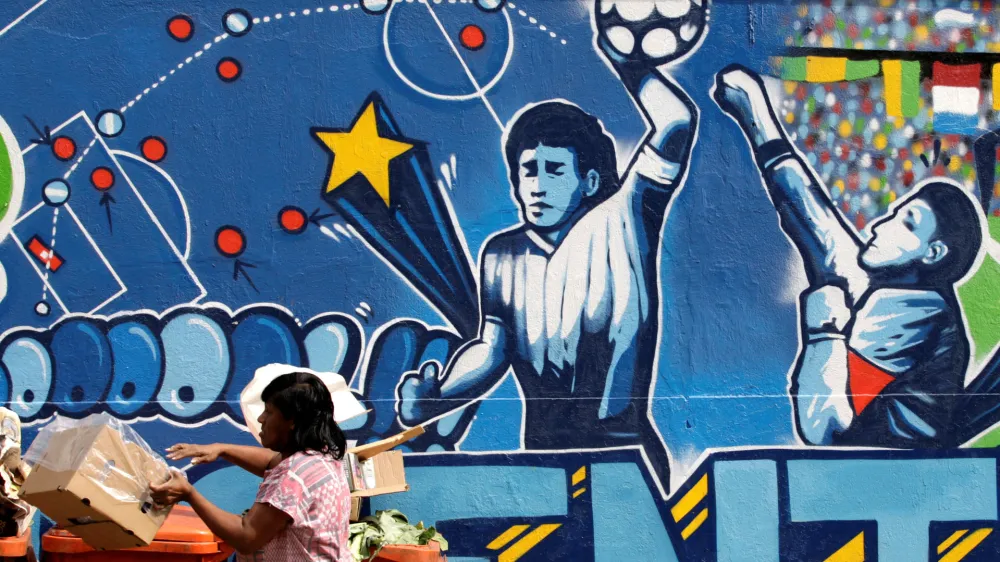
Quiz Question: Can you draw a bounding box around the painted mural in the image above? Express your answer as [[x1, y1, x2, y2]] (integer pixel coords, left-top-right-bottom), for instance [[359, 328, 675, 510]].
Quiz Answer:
[[7, 0, 1000, 559]]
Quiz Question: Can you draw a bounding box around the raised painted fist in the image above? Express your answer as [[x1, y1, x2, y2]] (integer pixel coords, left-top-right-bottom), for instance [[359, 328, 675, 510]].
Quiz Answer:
[[396, 360, 444, 427]]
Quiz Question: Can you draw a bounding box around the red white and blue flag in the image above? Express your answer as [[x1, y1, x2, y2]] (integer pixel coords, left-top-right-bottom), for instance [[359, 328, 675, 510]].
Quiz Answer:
[[932, 62, 981, 135]]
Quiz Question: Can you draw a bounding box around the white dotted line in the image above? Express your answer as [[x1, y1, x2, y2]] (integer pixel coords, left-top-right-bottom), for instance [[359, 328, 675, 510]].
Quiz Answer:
[[39, 207, 61, 303], [120, 33, 230, 114], [506, 2, 566, 45], [255, 2, 363, 22], [63, 138, 98, 180]]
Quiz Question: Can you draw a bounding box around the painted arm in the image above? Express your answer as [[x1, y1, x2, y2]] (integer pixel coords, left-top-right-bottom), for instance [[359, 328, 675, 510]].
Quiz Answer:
[[791, 286, 854, 445], [166, 443, 280, 478], [714, 65, 868, 300], [396, 320, 511, 426], [594, 2, 698, 189], [150, 473, 289, 555], [618, 64, 699, 178], [618, 67, 699, 241], [186, 490, 289, 555]]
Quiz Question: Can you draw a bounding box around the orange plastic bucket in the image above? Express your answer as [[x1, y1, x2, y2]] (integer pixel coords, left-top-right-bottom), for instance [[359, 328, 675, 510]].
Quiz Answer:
[[371, 542, 446, 562], [41, 506, 233, 561], [0, 532, 29, 560]]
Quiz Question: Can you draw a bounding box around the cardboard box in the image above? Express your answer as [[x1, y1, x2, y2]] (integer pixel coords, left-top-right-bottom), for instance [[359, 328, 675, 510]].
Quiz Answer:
[[351, 497, 363, 522], [346, 426, 424, 520], [21, 421, 172, 550], [349, 451, 408, 498]]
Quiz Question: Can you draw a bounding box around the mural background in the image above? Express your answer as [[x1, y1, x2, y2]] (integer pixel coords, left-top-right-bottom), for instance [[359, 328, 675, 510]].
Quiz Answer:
[[3, 0, 1000, 559]]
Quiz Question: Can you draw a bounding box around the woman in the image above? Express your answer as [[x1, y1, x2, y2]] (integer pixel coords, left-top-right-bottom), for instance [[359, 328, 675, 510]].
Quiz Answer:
[[150, 372, 352, 561]]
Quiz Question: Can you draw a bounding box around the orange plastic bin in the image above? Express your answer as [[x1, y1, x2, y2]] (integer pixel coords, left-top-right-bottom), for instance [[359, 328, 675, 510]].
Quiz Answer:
[[41, 506, 233, 562], [371, 542, 446, 562], [0, 532, 31, 561]]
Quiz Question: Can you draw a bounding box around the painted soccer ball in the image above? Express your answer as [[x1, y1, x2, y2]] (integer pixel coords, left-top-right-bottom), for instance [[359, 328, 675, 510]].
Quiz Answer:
[[0, 113, 24, 244], [596, 0, 710, 66]]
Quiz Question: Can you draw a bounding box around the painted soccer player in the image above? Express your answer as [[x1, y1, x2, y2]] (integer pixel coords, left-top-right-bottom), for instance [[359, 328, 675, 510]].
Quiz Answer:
[[714, 65, 985, 448], [395, 20, 699, 493]]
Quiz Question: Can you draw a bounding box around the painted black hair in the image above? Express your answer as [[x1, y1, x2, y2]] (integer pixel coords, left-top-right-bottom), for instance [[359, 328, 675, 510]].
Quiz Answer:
[[504, 101, 620, 205], [913, 181, 983, 286], [261, 372, 347, 459]]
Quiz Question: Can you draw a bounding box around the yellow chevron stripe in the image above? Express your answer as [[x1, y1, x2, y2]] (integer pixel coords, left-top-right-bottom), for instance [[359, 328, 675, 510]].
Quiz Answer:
[[938, 530, 969, 555], [498, 524, 562, 562], [681, 509, 709, 540], [487, 525, 530, 551], [940, 529, 993, 562], [573, 487, 587, 499], [672, 474, 709, 522], [823, 532, 864, 562], [572, 466, 586, 486]]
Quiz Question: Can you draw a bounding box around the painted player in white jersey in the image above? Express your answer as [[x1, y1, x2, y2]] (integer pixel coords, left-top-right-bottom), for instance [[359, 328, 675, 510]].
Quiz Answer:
[[395, 21, 699, 494]]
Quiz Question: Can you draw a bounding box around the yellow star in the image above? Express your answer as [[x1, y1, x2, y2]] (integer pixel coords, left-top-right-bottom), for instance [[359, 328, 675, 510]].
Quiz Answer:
[[314, 102, 414, 206]]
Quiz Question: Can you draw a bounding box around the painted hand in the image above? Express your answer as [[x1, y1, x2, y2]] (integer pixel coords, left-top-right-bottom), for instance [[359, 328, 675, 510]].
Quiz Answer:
[[396, 360, 443, 427], [641, 76, 697, 163], [165, 443, 223, 466], [149, 469, 193, 507], [713, 64, 785, 148], [803, 285, 851, 334]]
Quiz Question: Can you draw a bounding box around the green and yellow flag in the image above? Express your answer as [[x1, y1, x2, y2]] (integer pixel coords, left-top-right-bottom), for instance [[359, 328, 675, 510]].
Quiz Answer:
[[782, 56, 879, 82]]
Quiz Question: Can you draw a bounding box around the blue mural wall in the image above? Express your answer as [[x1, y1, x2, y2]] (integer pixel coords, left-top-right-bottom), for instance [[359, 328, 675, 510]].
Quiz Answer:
[[6, 0, 1000, 559]]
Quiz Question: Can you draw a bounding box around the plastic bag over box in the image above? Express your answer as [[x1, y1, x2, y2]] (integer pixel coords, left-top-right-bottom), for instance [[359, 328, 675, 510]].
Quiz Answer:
[[21, 413, 172, 550], [24, 413, 168, 505], [0, 407, 34, 538], [241, 364, 366, 446]]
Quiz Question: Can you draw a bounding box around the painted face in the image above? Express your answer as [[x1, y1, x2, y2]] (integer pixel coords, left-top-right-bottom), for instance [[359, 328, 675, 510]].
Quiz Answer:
[[516, 144, 594, 229], [257, 401, 295, 451], [860, 198, 940, 271]]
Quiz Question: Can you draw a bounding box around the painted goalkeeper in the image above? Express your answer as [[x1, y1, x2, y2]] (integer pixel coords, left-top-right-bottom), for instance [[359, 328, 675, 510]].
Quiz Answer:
[[714, 64, 984, 448]]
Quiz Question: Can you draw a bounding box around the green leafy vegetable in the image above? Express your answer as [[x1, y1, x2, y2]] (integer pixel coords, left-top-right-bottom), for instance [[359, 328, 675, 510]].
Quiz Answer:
[[348, 509, 448, 561]]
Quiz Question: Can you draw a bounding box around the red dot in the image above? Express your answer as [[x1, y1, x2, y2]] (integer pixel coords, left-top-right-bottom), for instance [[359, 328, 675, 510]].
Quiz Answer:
[[215, 226, 246, 257], [460, 25, 486, 50], [140, 136, 167, 162], [90, 167, 115, 191], [279, 207, 307, 234], [52, 137, 76, 161], [167, 16, 193, 41], [217, 58, 242, 82]]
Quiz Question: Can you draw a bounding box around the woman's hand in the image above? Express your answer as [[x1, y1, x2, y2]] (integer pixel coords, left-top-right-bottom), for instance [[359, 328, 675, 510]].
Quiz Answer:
[[149, 469, 194, 506], [166, 443, 224, 466]]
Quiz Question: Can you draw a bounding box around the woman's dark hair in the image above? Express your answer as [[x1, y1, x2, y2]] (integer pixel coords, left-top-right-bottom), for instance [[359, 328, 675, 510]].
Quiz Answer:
[[504, 101, 620, 205], [261, 372, 347, 459]]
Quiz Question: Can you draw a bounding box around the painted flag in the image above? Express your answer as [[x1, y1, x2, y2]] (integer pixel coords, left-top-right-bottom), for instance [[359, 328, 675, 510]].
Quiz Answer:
[[882, 60, 921, 118], [312, 93, 480, 337], [782, 56, 879, 82], [25, 235, 64, 272], [992, 63, 1000, 111], [932, 62, 982, 135]]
